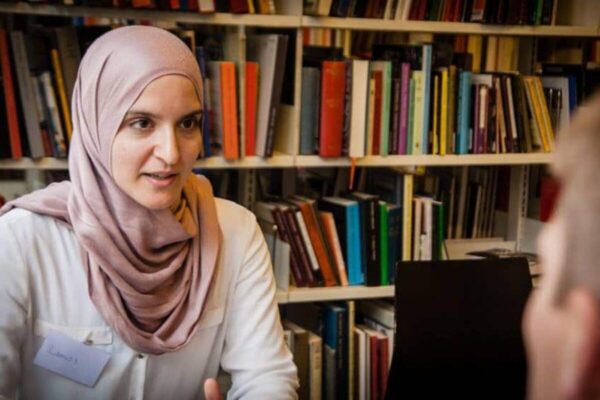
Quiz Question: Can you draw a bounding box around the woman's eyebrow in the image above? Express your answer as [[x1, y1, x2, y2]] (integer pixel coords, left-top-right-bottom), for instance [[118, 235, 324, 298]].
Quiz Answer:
[[123, 109, 203, 119]]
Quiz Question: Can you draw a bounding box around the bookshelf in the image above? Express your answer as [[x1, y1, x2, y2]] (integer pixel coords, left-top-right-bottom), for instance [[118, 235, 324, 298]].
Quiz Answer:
[[1, 3, 598, 37], [302, 16, 600, 37], [277, 285, 394, 304], [0, 153, 553, 170], [0, 0, 596, 302]]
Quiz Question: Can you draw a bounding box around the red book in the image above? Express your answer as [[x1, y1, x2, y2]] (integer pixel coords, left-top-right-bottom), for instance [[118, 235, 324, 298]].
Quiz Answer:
[[540, 175, 560, 222], [219, 62, 239, 160], [228, 0, 249, 13], [319, 61, 346, 157], [244, 62, 258, 156], [371, 70, 383, 155], [0, 30, 22, 159], [370, 334, 380, 400], [170, 0, 180, 9], [379, 336, 389, 398], [453, 0, 465, 21]]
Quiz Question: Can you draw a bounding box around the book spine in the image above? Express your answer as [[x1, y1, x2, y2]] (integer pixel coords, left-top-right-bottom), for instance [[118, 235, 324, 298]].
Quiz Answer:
[[10, 31, 44, 158], [0, 30, 22, 158], [457, 71, 472, 154], [390, 78, 401, 155], [244, 62, 258, 156], [398, 63, 411, 155], [220, 62, 240, 160], [319, 61, 346, 157]]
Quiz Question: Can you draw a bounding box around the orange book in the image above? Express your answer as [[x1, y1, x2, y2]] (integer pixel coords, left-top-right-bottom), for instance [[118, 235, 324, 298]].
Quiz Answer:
[[320, 211, 349, 286], [293, 199, 338, 287], [0, 30, 22, 158], [219, 62, 240, 160], [244, 62, 258, 157]]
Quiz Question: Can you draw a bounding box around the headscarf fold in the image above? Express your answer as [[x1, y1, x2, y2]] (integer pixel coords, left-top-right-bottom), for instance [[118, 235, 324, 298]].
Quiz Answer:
[[0, 26, 221, 355]]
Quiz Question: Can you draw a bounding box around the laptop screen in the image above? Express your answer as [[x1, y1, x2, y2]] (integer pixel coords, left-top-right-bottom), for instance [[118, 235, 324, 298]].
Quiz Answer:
[[386, 257, 533, 399]]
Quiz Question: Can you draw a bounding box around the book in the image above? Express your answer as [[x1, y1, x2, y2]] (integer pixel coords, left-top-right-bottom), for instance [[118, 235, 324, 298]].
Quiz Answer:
[[319, 61, 346, 157], [246, 34, 288, 157], [244, 61, 258, 156], [300, 67, 321, 155], [0, 29, 22, 159]]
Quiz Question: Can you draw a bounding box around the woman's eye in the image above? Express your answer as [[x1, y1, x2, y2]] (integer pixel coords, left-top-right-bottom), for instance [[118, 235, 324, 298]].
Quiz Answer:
[[130, 118, 153, 130], [180, 116, 201, 130]]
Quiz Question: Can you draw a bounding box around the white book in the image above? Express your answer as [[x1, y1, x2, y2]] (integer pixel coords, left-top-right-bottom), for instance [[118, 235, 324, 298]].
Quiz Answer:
[[412, 197, 423, 261], [295, 210, 320, 273], [308, 332, 322, 400], [359, 300, 395, 329], [349, 60, 369, 157], [246, 34, 285, 157]]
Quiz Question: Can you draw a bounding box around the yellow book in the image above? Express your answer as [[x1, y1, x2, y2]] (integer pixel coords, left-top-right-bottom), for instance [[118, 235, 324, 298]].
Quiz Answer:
[[523, 77, 549, 152], [432, 74, 439, 155], [440, 67, 449, 156], [533, 77, 555, 151], [484, 36, 498, 72], [246, 0, 255, 13], [467, 35, 483, 73], [50, 49, 72, 143], [497, 37, 519, 72]]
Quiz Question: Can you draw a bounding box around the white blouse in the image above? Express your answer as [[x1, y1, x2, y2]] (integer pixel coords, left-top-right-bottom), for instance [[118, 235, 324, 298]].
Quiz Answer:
[[0, 199, 298, 400]]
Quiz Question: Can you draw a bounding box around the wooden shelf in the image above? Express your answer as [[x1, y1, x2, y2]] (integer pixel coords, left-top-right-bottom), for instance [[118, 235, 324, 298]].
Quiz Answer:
[[0, 153, 553, 170], [296, 153, 553, 168], [0, 3, 300, 28], [194, 152, 295, 169], [0, 3, 598, 37], [302, 16, 600, 37], [276, 285, 394, 304]]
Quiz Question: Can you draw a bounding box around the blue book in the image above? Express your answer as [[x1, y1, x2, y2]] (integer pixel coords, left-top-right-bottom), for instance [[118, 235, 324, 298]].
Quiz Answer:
[[456, 71, 473, 154], [420, 44, 432, 155], [195, 46, 211, 158], [323, 303, 348, 400], [300, 67, 320, 155], [318, 197, 364, 285], [387, 204, 403, 284]]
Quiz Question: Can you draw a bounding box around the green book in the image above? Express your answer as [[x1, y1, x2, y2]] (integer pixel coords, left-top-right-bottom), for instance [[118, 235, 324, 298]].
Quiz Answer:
[[379, 201, 389, 286]]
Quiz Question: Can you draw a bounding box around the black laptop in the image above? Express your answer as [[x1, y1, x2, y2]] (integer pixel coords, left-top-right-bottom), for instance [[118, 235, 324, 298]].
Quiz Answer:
[[385, 257, 533, 399]]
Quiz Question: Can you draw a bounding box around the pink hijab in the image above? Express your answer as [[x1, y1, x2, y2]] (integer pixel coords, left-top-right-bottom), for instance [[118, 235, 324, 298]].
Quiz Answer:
[[0, 26, 221, 355]]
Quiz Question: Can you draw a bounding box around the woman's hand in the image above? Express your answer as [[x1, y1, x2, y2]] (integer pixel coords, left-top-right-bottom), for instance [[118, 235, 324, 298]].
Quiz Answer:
[[204, 378, 223, 400]]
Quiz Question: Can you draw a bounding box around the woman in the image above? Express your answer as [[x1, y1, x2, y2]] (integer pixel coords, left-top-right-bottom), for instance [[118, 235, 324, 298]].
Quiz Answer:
[[0, 25, 298, 399]]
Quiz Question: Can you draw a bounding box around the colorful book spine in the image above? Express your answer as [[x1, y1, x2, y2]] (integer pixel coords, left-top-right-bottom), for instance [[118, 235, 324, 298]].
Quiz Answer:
[[456, 71, 473, 154], [398, 63, 411, 155], [319, 61, 346, 157]]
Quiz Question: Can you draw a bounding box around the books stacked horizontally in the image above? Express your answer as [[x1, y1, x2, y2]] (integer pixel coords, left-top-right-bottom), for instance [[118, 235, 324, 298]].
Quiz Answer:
[[283, 299, 394, 400], [298, 40, 575, 157], [304, 0, 558, 25]]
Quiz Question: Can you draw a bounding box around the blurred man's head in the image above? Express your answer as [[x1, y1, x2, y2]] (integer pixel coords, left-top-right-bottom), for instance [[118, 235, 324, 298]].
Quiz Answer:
[[524, 92, 600, 400]]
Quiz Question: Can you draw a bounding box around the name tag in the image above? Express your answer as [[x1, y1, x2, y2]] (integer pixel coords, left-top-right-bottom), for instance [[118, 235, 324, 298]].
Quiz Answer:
[[33, 330, 111, 387]]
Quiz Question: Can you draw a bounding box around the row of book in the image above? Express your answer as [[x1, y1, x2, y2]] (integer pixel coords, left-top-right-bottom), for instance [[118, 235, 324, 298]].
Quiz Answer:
[[304, 0, 558, 25], [283, 299, 395, 400], [7, 0, 279, 14], [300, 41, 567, 157], [0, 23, 292, 160], [255, 166, 501, 288]]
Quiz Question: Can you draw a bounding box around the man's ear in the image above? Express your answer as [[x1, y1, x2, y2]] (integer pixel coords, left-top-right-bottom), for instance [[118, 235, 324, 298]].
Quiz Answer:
[[560, 288, 600, 400]]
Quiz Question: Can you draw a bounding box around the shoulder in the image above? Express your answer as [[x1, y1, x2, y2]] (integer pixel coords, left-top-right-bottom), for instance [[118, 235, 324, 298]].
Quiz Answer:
[[214, 198, 257, 235], [0, 208, 71, 233]]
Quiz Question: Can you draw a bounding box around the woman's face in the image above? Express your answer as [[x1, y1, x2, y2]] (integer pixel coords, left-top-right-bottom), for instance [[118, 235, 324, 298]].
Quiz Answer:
[[111, 75, 202, 211]]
